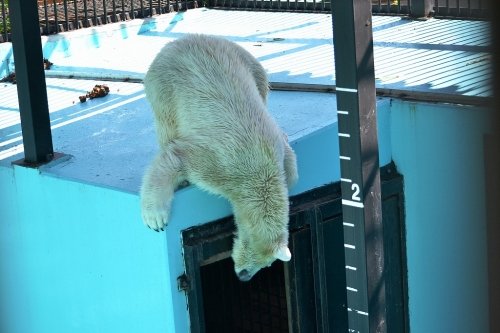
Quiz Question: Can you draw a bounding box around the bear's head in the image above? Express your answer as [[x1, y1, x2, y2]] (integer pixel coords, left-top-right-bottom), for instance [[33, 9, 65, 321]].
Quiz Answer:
[[232, 234, 291, 281]]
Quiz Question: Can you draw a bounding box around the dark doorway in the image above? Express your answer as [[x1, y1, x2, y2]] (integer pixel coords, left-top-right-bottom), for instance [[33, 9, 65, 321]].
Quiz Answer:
[[201, 257, 289, 333], [182, 162, 408, 333]]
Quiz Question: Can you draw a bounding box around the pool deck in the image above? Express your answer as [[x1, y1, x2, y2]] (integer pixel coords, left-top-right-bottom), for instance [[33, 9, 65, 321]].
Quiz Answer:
[[0, 8, 491, 193]]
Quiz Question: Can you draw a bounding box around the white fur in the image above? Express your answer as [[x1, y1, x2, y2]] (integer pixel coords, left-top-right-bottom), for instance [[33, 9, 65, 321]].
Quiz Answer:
[[141, 34, 298, 280]]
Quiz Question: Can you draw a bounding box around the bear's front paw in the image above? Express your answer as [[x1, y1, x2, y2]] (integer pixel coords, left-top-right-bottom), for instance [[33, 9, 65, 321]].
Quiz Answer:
[[141, 202, 169, 232]]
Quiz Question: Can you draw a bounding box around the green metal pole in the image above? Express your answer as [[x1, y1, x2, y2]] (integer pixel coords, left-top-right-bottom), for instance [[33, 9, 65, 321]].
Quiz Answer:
[[9, 0, 54, 165]]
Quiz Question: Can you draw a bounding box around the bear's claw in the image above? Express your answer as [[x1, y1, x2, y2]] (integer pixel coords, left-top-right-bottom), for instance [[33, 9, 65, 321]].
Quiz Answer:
[[142, 208, 169, 232]]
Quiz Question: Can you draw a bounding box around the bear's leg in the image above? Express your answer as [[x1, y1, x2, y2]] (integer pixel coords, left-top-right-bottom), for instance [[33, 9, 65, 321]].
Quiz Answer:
[[284, 142, 298, 188], [140, 144, 185, 231]]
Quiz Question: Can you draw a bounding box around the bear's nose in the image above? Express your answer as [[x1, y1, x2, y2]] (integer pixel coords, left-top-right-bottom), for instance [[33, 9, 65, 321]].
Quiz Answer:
[[237, 269, 252, 282]]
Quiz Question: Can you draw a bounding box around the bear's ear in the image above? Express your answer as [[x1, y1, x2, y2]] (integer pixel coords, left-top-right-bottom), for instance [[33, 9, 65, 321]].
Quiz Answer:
[[274, 246, 292, 262]]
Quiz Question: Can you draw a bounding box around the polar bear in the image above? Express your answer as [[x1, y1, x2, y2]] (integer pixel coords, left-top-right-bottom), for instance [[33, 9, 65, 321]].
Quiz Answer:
[[140, 34, 298, 281]]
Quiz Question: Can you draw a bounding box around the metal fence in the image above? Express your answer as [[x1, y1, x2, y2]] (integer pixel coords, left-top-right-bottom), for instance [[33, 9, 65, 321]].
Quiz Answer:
[[0, 0, 490, 43], [1, 0, 199, 43], [205, 0, 409, 14], [204, 0, 487, 17], [434, 0, 487, 18]]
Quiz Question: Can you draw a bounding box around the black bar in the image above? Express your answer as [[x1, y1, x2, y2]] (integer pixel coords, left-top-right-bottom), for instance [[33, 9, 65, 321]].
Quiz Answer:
[[121, 0, 126, 21], [331, 0, 385, 332], [83, 0, 89, 26], [92, 0, 98, 25], [113, 0, 117, 21], [74, 0, 79, 29], [121, 0, 126, 20], [63, 0, 69, 31], [43, 0, 50, 34], [9, 0, 54, 164], [411, 0, 434, 17], [103, 0, 108, 23], [1, 0, 7, 42], [53, 0, 60, 33], [139, 0, 145, 17]]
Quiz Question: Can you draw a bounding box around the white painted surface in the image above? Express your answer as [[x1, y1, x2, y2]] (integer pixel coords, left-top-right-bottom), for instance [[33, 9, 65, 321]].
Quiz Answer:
[[2, 9, 489, 95]]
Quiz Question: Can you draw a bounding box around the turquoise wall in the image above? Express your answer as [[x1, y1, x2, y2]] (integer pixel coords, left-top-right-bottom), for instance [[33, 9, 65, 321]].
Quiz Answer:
[[0, 99, 491, 333], [0, 116, 348, 333], [0, 166, 173, 333], [391, 100, 491, 333]]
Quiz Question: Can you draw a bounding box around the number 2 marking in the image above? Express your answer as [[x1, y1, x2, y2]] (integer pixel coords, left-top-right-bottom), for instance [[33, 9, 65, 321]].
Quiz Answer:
[[351, 183, 361, 201]]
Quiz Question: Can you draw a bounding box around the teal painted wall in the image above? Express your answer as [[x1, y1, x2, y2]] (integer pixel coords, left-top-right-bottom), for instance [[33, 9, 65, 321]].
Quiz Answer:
[[0, 101, 388, 333], [0, 99, 491, 333], [0, 166, 174, 333], [0, 125, 348, 333], [391, 100, 491, 333]]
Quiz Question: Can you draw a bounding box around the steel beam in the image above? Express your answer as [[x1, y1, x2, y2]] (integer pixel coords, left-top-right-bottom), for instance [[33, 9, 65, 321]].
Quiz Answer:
[[9, 0, 54, 165]]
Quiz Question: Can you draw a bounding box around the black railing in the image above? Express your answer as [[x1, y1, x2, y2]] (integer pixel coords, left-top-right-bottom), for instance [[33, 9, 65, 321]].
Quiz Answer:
[[204, 0, 488, 17], [35, 0, 198, 34], [0, 0, 199, 43], [434, 0, 488, 18], [0, 0, 490, 43], [372, 0, 412, 15], [204, 0, 413, 14], [1, 1, 9, 43]]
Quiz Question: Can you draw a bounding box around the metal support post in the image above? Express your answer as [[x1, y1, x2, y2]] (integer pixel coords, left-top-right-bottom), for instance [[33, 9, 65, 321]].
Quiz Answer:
[[9, 0, 54, 165], [487, 1, 500, 332], [331, 0, 386, 332]]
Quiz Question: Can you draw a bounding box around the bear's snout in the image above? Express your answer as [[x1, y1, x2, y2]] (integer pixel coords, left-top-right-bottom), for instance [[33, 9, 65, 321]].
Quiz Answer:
[[237, 269, 252, 282]]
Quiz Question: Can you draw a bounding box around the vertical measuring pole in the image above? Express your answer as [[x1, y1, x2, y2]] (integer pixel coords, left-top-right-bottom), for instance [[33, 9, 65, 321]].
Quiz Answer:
[[10, 0, 54, 165], [331, 1, 386, 332]]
